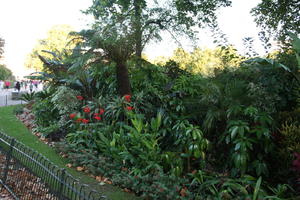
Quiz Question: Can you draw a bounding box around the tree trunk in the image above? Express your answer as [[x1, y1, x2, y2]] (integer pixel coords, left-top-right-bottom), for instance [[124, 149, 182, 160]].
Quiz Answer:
[[134, 0, 142, 58], [116, 61, 131, 96]]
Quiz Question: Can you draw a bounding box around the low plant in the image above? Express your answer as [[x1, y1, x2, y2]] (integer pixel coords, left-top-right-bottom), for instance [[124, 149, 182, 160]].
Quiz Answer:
[[20, 92, 36, 103]]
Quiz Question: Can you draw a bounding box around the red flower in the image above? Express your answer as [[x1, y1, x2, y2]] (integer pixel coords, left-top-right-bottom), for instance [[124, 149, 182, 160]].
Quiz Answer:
[[69, 113, 76, 119], [76, 118, 83, 123], [126, 106, 134, 111], [93, 113, 99, 117], [99, 108, 105, 115], [94, 116, 101, 121], [83, 106, 91, 113], [82, 119, 89, 124], [124, 94, 131, 102], [76, 96, 84, 100]]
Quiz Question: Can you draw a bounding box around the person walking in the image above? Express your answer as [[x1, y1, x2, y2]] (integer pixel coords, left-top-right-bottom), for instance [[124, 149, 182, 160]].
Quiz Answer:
[[29, 82, 33, 93], [15, 81, 21, 92], [4, 81, 10, 90]]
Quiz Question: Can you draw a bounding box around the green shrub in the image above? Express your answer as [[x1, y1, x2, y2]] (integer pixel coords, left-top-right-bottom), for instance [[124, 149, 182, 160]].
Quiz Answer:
[[20, 92, 36, 103]]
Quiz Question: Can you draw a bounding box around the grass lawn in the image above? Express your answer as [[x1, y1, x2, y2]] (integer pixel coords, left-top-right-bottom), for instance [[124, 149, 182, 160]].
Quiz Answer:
[[0, 105, 140, 200]]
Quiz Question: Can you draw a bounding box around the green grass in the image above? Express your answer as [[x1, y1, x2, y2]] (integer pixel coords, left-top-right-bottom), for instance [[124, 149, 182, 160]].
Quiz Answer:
[[0, 105, 140, 200]]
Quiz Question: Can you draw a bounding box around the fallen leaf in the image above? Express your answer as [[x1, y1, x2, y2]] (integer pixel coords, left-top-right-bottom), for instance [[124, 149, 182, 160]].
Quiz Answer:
[[180, 187, 187, 197], [66, 163, 72, 168], [95, 176, 102, 182], [76, 166, 84, 172], [123, 188, 130, 193]]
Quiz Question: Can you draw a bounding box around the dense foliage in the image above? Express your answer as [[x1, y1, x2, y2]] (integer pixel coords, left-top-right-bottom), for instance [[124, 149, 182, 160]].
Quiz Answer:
[[25, 25, 77, 72], [26, 35, 300, 199], [24, 0, 300, 199], [153, 46, 242, 76], [251, 0, 300, 48]]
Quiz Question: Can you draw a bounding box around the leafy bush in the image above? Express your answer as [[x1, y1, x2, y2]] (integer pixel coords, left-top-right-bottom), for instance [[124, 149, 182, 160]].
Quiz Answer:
[[50, 86, 81, 115], [20, 92, 36, 103]]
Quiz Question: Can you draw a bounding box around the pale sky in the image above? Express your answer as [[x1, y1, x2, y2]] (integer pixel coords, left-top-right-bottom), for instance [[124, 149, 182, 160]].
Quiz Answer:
[[0, 0, 262, 78]]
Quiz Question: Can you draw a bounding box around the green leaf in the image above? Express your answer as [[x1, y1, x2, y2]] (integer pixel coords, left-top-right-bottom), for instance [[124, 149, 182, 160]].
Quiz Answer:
[[234, 143, 241, 151], [230, 126, 239, 139], [253, 177, 262, 200]]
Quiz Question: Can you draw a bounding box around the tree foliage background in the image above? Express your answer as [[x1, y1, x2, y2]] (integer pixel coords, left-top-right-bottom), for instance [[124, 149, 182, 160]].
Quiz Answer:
[[25, 25, 77, 72], [251, 0, 300, 49], [0, 37, 4, 59]]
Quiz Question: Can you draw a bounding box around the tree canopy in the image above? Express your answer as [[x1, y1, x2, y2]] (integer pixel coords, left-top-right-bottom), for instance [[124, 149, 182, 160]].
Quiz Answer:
[[251, 0, 300, 48], [84, 0, 232, 57], [158, 46, 242, 76], [0, 64, 13, 80], [25, 25, 77, 72], [75, 0, 232, 95]]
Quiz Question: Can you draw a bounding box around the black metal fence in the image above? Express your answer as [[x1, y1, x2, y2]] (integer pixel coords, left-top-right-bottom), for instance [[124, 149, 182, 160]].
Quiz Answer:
[[0, 132, 107, 200]]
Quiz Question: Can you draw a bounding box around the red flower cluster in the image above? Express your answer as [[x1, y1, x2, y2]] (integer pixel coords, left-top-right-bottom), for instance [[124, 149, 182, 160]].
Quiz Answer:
[[94, 116, 101, 121], [83, 106, 91, 113], [93, 108, 105, 120], [93, 113, 101, 121], [76, 96, 84, 100], [99, 108, 105, 115], [74, 118, 89, 124], [70, 106, 105, 124], [124, 94, 131, 102], [69, 113, 76, 119], [126, 106, 134, 111], [82, 119, 89, 124], [76, 118, 83, 123]]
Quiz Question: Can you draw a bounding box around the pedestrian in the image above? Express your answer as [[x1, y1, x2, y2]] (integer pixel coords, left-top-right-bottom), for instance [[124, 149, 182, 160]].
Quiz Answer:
[[33, 80, 38, 89], [29, 82, 33, 93], [5, 81, 10, 89], [15, 81, 21, 92], [24, 81, 28, 90]]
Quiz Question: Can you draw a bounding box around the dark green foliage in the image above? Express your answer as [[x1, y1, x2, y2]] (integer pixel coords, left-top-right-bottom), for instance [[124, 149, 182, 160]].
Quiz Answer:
[[251, 0, 300, 48], [29, 22, 300, 200]]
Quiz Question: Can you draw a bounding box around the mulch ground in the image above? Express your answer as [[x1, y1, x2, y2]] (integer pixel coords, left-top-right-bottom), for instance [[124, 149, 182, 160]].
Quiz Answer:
[[0, 186, 14, 200], [0, 152, 58, 200]]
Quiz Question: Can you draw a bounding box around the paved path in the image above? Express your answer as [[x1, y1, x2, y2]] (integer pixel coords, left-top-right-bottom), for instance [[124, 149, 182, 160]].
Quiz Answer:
[[0, 85, 42, 107]]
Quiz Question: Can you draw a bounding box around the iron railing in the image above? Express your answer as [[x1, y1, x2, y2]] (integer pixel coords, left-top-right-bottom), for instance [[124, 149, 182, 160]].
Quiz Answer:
[[0, 132, 107, 200]]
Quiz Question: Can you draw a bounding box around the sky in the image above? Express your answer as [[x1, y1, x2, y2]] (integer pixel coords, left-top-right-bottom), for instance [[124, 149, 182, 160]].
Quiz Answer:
[[0, 0, 262, 78]]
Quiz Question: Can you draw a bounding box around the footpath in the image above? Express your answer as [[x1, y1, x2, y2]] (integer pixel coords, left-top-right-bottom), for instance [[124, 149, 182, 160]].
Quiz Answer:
[[0, 86, 42, 107]]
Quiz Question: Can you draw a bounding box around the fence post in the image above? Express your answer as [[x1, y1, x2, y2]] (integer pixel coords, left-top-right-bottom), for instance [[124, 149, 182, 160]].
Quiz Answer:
[[3, 138, 15, 184], [59, 168, 66, 199]]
